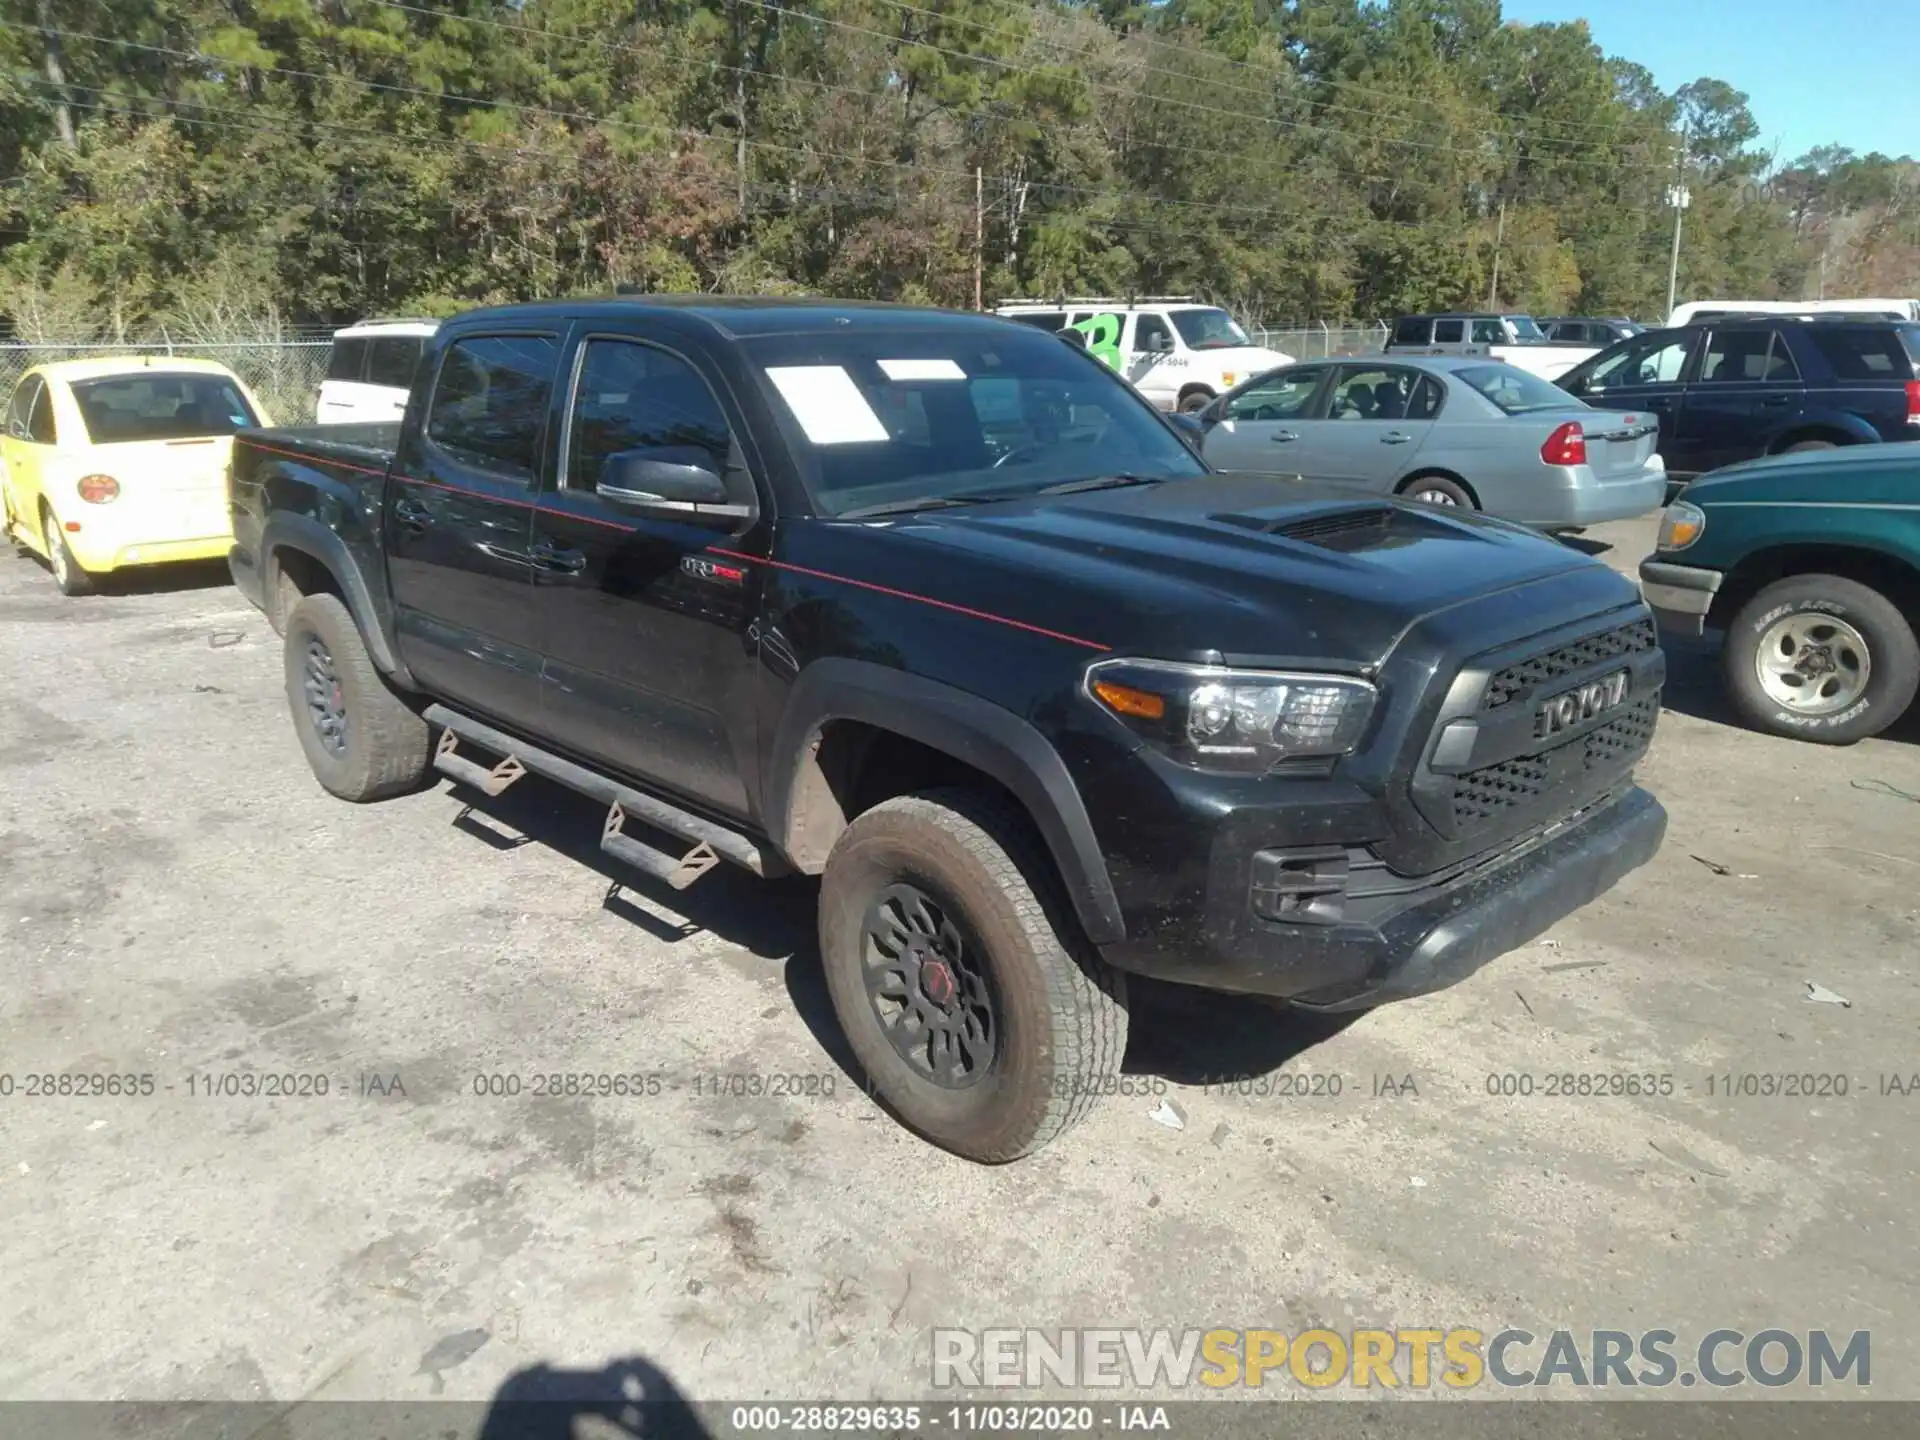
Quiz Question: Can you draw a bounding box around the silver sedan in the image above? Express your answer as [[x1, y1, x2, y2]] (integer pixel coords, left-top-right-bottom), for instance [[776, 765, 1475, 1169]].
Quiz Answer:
[[1194, 355, 1666, 528]]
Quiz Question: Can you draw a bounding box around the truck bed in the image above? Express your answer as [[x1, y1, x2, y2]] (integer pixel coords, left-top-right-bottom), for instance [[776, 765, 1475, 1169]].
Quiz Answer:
[[241, 421, 400, 469]]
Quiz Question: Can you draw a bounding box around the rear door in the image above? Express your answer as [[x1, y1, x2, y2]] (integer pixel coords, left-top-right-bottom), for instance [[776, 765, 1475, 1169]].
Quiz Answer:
[[316, 337, 369, 424], [530, 329, 765, 818], [1565, 329, 1699, 471], [1201, 365, 1333, 473], [385, 331, 554, 729], [1674, 328, 1799, 472], [1300, 364, 1439, 490], [362, 335, 425, 422]]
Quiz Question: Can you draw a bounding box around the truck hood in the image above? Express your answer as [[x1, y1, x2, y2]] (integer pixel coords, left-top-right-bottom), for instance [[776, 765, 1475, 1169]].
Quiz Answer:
[[807, 474, 1631, 668]]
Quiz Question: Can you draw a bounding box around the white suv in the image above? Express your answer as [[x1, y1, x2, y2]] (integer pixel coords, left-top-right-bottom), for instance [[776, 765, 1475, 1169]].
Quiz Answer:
[[315, 319, 439, 424], [994, 297, 1292, 413]]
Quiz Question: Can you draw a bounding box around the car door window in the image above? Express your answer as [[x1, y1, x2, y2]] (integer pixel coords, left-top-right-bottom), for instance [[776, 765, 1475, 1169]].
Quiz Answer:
[[1805, 328, 1912, 379], [1699, 329, 1777, 383], [1327, 367, 1412, 421], [1132, 314, 1173, 355], [1760, 332, 1800, 381], [326, 338, 370, 383], [366, 336, 424, 391], [1470, 319, 1505, 344], [1587, 334, 1690, 389], [1392, 317, 1430, 345], [425, 335, 559, 483], [1407, 375, 1445, 420], [1224, 367, 1327, 421], [26, 381, 56, 444], [1432, 319, 1464, 344], [6, 375, 45, 442], [564, 337, 750, 504]]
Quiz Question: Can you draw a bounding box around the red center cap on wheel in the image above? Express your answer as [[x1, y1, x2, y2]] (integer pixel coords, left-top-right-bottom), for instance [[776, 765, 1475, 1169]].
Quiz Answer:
[[920, 958, 957, 1008]]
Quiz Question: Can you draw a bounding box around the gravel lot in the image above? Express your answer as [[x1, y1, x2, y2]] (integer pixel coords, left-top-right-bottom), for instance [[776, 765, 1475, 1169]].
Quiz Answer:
[[3, 515, 1918, 1408]]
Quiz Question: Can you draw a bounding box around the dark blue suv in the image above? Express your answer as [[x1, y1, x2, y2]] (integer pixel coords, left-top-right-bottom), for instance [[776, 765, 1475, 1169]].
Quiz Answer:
[[1556, 317, 1920, 488]]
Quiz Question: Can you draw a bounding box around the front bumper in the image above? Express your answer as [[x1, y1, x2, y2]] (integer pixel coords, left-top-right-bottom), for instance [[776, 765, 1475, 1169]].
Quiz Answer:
[[1639, 560, 1723, 638], [1099, 785, 1666, 1010]]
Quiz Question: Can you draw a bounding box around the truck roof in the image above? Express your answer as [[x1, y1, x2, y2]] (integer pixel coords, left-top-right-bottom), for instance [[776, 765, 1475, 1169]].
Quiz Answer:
[[451, 295, 1024, 341]]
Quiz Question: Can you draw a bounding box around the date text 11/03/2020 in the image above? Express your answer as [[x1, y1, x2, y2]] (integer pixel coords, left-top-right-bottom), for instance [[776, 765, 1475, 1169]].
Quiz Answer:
[[0, 1071, 844, 1100]]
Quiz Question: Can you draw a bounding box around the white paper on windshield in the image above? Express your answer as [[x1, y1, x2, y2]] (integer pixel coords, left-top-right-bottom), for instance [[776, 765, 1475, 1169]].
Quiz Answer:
[[877, 358, 966, 381], [765, 366, 890, 445]]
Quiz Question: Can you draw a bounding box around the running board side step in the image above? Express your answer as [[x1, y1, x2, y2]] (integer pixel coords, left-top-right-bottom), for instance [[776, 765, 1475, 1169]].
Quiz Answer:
[[424, 704, 785, 884]]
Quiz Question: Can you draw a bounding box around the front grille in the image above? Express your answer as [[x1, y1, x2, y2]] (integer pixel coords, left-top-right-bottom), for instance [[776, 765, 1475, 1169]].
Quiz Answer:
[[1484, 618, 1657, 710], [1451, 695, 1660, 830]]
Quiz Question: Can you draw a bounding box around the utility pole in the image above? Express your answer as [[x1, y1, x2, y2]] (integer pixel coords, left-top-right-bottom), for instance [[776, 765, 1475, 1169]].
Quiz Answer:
[[974, 165, 984, 311], [1487, 197, 1507, 310], [1664, 131, 1691, 322]]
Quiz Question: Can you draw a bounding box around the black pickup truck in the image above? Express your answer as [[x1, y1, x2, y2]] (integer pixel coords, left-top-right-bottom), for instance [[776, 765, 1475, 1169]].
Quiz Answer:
[[227, 297, 1668, 1162]]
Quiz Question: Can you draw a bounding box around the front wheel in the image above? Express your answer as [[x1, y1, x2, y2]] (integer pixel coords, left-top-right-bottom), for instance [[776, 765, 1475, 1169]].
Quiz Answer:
[[1723, 574, 1919, 744], [818, 790, 1127, 1163]]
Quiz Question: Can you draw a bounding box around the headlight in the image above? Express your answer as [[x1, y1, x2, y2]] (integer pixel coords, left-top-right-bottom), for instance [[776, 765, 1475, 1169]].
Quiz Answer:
[[1085, 657, 1377, 772], [1658, 500, 1705, 551]]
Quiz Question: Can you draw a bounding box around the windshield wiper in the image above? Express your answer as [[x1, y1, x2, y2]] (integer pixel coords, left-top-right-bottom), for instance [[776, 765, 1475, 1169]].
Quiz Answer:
[[1033, 473, 1168, 496], [835, 493, 1014, 519]]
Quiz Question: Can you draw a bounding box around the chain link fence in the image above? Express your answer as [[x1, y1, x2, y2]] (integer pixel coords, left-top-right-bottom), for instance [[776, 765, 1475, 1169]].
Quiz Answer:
[[0, 341, 331, 428], [1248, 321, 1390, 359]]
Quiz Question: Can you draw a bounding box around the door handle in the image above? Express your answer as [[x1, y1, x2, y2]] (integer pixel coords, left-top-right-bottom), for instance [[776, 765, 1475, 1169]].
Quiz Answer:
[[1271, 430, 1300, 442], [392, 497, 433, 531], [1381, 431, 1413, 444], [529, 537, 586, 574], [1760, 395, 1794, 407]]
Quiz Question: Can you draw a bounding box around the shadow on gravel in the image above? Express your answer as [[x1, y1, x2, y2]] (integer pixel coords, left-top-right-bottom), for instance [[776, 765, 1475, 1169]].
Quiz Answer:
[[9, 552, 237, 598], [1556, 532, 1613, 558], [447, 769, 1369, 1093], [478, 1354, 710, 1440]]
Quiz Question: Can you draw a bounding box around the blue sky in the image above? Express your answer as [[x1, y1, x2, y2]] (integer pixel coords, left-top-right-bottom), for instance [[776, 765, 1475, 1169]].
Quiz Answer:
[[1500, 0, 1917, 164]]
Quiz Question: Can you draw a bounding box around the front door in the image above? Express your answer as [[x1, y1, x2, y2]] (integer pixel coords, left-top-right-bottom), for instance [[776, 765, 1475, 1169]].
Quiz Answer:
[[1674, 328, 1802, 473], [530, 332, 765, 820], [1, 374, 53, 542], [1202, 365, 1333, 475], [385, 331, 556, 730], [1568, 330, 1698, 472], [1124, 312, 1179, 409], [1304, 364, 1440, 491]]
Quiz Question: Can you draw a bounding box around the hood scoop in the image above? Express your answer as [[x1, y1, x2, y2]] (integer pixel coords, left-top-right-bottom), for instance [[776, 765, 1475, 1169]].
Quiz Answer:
[[1216, 504, 1447, 552]]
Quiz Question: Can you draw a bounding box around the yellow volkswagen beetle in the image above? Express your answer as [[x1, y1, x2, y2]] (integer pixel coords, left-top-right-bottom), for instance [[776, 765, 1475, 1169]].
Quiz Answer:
[[1, 357, 272, 595]]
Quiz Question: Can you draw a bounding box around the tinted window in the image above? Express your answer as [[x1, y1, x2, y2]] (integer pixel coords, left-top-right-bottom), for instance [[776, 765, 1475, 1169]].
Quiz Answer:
[[565, 339, 742, 497], [1225, 366, 1328, 421], [1393, 317, 1431, 345], [366, 336, 424, 390], [1133, 314, 1173, 353], [1900, 327, 1920, 365], [1433, 319, 1464, 344], [1166, 308, 1250, 350], [1586, 334, 1691, 389], [6, 375, 44, 441], [1470, 319, 1505, 344], [27, 381, 56, 444], [1805, 327, 1920, 380], [327, 337, 370, 382], [1699, 329, 1779, 383], [69, 373, 259, 443], [1328, 367, 1416, 421], [1409, 374, 1445, 420], [1504, 316, 1545, 340], [1455, 364, 1575, 414], [426, 335, 559, 481], [746, 328, 1207, 516], [1548, 322, 1585, 343], [1005, 311, 1066, 332]]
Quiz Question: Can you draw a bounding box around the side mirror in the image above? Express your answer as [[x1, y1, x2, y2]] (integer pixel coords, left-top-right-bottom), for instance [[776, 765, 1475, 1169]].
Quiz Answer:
[[1146, 332, 1175, 354], [597, 446, 750, 521], [1166, 411, 1206, 450]]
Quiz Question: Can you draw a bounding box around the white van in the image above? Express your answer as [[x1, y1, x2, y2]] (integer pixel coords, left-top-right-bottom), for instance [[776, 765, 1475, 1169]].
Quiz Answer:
[[993, 297, 1292, 412], [1666, 298, 1920, 327], [315, 319, 440, 424]]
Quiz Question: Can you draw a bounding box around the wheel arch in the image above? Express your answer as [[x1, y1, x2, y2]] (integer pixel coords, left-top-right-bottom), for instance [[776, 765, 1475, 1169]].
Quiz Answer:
[[765, 659, 1126, 945], [260, 512, 413, 685], [1710, 541, 1920, 629]]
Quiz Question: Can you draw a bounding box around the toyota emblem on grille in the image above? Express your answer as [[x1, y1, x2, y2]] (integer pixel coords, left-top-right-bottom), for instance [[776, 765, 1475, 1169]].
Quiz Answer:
[[1535, 670, 1630, 738]]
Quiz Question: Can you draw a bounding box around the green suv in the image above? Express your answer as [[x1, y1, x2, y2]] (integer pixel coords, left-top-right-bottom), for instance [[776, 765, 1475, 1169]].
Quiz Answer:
[[1641, 443, 1920, 744]]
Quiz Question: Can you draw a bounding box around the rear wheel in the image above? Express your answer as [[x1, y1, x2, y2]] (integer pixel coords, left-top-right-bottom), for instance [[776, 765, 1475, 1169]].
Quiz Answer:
[[818, 790, 1127, 1163], [42, 508, 95, 596], [1782, 439, 1837, 455], [1399, 474, 1476, 509], [1177, 389, 1214, 415], [282, 592, 431, 800], [1723, 574, 1919, 744]]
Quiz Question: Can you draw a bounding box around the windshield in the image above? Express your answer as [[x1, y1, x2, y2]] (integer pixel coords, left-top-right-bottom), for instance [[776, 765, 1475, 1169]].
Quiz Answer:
[[1167, 308, 1251, 351], [747, 328, 1207, 517], [70, 372, 259, 443], [1455, 363, 1580, 415], [1503, 315, 1547, 341]]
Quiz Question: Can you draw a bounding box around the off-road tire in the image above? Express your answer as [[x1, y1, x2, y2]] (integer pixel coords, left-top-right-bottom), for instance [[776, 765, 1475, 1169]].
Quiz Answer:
[[282, 592, 431, 800], [42, 507, 95, 596], [1724, 574, 1919, 745], [819, 789, 1128, 1163], [1782, 439, 1837, 455]]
